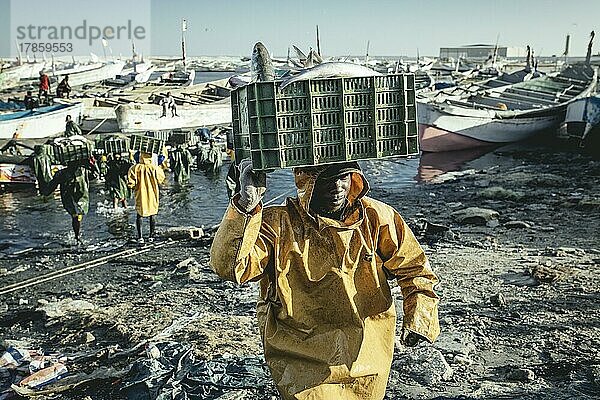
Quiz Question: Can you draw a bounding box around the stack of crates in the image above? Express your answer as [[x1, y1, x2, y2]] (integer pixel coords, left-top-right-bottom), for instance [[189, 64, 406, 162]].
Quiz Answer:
[[231, 74, 418, 170], [130, 135, 165, 155], [54, 143, 92, 165]]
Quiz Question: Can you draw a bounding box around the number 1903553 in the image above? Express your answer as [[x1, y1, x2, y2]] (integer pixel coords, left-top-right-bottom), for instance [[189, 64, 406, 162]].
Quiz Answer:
[[19, 42, 73, 53]]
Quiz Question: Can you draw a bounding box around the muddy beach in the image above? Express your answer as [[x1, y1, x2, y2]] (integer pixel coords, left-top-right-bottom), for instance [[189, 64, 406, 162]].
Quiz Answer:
[[1, 142, 599, 399]]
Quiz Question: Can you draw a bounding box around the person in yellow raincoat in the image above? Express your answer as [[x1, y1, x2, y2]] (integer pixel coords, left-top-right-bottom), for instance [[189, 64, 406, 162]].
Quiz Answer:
[[127, 151, 166, 243], [210, 160, 440, 400]]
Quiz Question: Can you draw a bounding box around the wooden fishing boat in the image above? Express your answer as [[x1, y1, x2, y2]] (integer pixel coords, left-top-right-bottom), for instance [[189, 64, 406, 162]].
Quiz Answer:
[[53, 61, 125, 87], [0, 62, 46, 90], [77, 78, 231, 133], [559, 93, 600, 147], [115, 98, 231, 132], [0, 102, 84, 139], [417, 64, 597, 152]]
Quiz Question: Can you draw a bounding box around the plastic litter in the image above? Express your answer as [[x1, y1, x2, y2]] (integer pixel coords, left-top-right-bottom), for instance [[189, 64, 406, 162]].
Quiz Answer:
[[0, 347, 31, 368], [121, 342, 276, 400], [18, 363, 68, 389]]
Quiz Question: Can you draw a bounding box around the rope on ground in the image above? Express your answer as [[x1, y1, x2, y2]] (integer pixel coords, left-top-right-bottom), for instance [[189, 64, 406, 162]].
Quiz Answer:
[[0, 240, 172, 296]]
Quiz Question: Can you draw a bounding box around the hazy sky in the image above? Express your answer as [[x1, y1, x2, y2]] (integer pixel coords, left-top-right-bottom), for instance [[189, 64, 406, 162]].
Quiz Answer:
[[150, 0, 599, 57], [1, 0, 599, 58]]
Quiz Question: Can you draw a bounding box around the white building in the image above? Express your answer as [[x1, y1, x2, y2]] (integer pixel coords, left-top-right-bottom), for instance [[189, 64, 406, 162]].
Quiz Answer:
[[440, 44, 527, 60]]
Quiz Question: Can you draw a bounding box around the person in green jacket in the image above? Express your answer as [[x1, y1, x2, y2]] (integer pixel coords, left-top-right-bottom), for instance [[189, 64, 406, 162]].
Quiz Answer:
[[46, 159, 94, 243], [197, 139, 222, 174], [169, 145, 193, 185], [31, 144, 55, 194], [64, 115, 82, 137]]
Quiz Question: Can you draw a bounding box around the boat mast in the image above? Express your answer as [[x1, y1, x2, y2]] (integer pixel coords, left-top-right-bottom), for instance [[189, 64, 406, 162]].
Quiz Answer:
[[14, 39, 22, 65], [181, 19, 187, 72], [585, 31, 594, 66], [316, 25, 321, 57], [492, 34, 500, 69], [563, 34, 570, 66]]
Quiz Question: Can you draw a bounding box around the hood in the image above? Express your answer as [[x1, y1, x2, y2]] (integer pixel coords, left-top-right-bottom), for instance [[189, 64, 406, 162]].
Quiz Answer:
[[293, 162, 370, 225], [139, 152, 153, 165]]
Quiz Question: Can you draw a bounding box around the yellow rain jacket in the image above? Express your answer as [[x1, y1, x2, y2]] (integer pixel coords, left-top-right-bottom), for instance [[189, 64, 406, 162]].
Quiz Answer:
[[210, 166, 440, 400], [127, 152, 165, 217]]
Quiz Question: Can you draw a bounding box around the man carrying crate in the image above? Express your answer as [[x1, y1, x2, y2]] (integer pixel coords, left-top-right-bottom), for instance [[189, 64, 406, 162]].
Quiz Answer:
[[45, 158, 95, 244], [127, 152, 166, 243], [105, 153, 132, 208], [210, 160, 440, 399]]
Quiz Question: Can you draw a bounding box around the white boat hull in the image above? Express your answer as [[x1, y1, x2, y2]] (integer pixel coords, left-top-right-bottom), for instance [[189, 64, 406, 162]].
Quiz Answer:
[[80, 105, 120, 133], [58, 62, 125, 87], [0, 103, 84, 139], [115, 100, 232, 132], [417, 101, 563, 152], [0, 62, 46, 89]]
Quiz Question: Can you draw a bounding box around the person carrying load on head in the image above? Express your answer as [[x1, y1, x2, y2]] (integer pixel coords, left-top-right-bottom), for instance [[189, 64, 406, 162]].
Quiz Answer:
[[127, 151, 166, 243], [210, 160, 440, 400], [64, 115, 82, 137], [105, 153, 132, 208], [45, 158, 96, 244]]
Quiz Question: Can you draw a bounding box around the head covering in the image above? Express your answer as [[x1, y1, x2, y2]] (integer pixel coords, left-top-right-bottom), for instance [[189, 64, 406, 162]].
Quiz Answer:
[[315, 161, 362, 181], [293, 162, 370, 225]]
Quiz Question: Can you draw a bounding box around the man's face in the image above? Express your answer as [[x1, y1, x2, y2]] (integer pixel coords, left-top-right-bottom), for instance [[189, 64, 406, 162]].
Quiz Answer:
[[310, 173, 352, 214]]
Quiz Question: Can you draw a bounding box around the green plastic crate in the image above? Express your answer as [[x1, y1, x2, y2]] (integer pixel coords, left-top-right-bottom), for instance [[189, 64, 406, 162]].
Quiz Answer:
[[168, 130, 194, 146], [130, 135, 165, 155], [54, 144, 92, 165], [232, 74, 418, 170], [146, 130, 171, 142], [99, 137, 130, 155]]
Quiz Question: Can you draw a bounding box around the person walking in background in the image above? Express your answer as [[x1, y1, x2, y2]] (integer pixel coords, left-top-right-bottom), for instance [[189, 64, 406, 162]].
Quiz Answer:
[[197, 139, 223, 174], [105, 153, 132, 208], [169, 145, 194, 185], [45, 158, 96, 244], [127, 151, 166, 243]]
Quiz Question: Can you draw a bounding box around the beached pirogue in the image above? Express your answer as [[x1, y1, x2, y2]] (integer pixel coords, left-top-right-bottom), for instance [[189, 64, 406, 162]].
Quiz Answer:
[[417, 63, 597, 152], [113, 80, 232, 132], [0, 103, 84, 139]]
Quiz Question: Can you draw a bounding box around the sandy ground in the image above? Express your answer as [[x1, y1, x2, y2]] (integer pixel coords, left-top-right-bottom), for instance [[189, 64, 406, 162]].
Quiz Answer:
[[0, 144, 599, 399]]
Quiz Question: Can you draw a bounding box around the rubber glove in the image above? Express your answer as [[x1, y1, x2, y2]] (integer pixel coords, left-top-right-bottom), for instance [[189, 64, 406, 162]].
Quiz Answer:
[[236, 159, 266, 212]]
